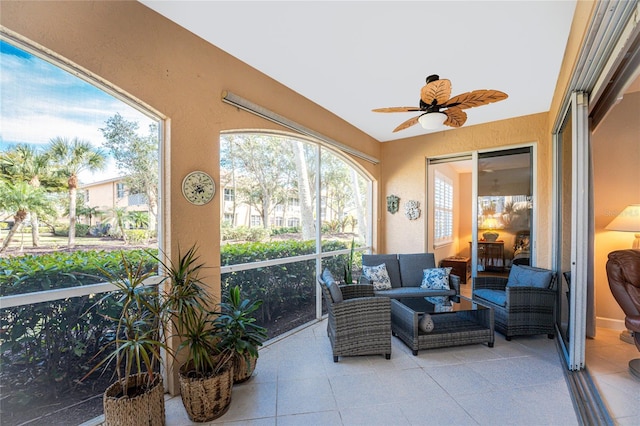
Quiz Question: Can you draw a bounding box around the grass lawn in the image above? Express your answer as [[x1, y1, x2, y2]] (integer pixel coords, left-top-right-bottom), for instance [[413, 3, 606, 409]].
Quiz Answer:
[[0, 231, 155, 257]]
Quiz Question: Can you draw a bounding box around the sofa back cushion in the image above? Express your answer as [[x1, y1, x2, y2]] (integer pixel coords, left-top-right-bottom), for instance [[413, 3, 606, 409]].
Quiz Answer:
[[362, 254, 402, 288], [398, 253, 436, 287], [506, 264, 553, 289]]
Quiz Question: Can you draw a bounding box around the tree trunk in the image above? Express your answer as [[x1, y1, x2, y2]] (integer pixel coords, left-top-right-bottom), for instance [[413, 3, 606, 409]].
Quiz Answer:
[[68, 186, 77, 248], [0, 218, 24, 253], [292, 141, 315, 239], [31, 212, 40, 247]]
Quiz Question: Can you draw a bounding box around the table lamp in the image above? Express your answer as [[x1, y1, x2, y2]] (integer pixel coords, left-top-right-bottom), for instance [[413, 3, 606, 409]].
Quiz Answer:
[[481, 217, 500, 242], [605, 204, 640, 249]]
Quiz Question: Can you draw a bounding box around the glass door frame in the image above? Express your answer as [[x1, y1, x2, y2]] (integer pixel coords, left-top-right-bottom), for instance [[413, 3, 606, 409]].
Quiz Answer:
[[552, 91, 589, 370]]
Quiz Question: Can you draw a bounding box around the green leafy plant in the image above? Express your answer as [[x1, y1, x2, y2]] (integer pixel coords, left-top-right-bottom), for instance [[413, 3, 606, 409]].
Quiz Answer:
[[156, 245, 231, 378], [343, 238, 355, 284], [82, 251, 167, 396], [214, 285, 267, 377]]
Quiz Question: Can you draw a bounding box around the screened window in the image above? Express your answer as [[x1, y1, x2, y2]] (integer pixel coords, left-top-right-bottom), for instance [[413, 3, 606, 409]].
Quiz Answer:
[[224, 188, 234, 201], [434, 171, 453, 246]]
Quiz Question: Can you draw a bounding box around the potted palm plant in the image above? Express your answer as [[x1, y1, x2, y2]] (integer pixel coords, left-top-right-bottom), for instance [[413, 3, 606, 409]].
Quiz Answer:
[[83, 252, 167, 426], [157, 245, 235, 422], [215, 285, 267, 383]]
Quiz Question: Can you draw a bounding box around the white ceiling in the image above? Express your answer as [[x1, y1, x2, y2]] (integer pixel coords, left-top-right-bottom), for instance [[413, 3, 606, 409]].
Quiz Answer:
[[140, 1, 578, 142]]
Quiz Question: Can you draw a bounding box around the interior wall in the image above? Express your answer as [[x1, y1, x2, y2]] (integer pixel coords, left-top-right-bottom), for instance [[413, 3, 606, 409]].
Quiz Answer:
[[380, 113, 552, 267], [592, 90, 640, 329]]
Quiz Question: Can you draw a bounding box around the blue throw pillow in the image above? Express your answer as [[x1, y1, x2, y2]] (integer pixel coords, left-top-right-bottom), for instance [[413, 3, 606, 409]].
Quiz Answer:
[[506, 264, 553, 289], [421, 267, 452, 304]]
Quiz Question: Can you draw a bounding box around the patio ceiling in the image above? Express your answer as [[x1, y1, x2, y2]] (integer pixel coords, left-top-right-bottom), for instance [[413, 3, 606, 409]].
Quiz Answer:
[[140, 1, 577, 142]]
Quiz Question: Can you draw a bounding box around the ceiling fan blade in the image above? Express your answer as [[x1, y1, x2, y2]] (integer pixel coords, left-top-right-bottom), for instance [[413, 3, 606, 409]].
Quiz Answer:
[[372, 107, 421, 113], [443, 107, 467, 127], [393, 116, 420, 132], [444, 90, 508, 110], [420, 79, 451, 106]]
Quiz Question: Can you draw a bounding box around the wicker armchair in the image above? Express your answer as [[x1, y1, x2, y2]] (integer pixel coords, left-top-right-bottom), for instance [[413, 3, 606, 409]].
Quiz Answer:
[[319, 278, 391, 362], [473, 266, 557, 340]]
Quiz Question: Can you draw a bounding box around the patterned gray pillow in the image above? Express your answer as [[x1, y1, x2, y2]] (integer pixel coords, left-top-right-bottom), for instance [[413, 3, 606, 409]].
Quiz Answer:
[[362, 263, 392, 291]]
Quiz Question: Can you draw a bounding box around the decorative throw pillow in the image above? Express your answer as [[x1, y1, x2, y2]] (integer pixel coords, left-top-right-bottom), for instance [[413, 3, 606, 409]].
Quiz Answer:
[[325, 278, 343, 303], [421, 267, 452, 304], [362, 263, 392, 291], [419, 313, 434, 333]]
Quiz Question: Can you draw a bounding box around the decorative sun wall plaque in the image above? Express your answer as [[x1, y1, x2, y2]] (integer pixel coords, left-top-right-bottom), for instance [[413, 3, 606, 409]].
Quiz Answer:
[[404, 200, 421, 220], [386, 195, 400, 214]]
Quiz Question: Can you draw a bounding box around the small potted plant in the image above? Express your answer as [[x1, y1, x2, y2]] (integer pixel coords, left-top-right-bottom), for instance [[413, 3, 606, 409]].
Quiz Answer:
[[215, 285, 267, 383], [83, 252, 168, 426], [157, 245, 235, 422]]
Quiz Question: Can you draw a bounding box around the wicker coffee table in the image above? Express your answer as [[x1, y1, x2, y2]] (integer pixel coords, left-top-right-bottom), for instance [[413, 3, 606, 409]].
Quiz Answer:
[[391, 296, 494, 355]]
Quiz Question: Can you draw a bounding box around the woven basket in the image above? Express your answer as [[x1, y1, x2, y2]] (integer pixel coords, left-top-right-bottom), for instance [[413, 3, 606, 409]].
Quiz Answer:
[[179, 360, 234, 422], [103, 373, 165, 426], [233, 353, 257, 384]]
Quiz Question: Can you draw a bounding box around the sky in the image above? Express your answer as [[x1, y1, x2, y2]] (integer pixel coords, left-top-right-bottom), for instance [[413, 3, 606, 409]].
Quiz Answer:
[[0, 40, 157, 183]]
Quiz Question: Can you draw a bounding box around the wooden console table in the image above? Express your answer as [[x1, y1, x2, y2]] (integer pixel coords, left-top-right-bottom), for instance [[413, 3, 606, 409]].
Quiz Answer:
[[470, 241, 505, 272]]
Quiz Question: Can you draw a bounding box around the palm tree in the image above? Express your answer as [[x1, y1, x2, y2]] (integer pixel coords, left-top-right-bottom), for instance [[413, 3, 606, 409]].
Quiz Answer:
[[0, 144, 62, 247], [109, 207, 129, 244], [0, 181, 53, 252], [47, 137, 106, 248]]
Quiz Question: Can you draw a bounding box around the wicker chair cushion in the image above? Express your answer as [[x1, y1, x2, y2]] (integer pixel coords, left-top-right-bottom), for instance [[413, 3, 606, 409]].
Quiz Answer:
[[321, 268, 343, 303], [506, 264, 553, 289], [474, 289, 507, 307], [421, 267, 452, 304], [362, 263, 392, 291]]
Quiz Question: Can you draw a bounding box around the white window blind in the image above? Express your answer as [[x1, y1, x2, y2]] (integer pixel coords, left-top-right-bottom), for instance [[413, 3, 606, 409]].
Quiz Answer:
[[434, 171, 453, 246]]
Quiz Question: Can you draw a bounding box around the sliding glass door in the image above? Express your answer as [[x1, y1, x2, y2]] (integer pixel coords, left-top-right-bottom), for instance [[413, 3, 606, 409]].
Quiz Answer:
[[553, 92, 589, 370]]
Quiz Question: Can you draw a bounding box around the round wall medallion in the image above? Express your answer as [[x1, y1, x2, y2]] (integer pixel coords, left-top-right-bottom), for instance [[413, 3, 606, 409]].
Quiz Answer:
[[182, 171, 215, 205]]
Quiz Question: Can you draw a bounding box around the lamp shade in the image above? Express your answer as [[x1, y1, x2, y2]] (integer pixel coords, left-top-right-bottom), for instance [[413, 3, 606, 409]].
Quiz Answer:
[[606, 204, 640, 249], [418, 112, 447, 129]]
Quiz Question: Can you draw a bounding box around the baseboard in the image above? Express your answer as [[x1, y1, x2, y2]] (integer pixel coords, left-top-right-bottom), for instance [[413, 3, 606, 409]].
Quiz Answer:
[[595, 316, 626, 331]]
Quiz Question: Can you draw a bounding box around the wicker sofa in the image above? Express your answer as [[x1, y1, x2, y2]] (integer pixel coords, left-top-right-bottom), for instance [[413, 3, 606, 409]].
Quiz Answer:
[[361, 253, 461, 302], [318, 269, 392, 362], [472, 264, 557, 340]]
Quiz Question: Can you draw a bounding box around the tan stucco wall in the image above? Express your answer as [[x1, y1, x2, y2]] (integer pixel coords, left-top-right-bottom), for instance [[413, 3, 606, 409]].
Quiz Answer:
[[592, 91, 640, 328], [380, 113, 553, 267]]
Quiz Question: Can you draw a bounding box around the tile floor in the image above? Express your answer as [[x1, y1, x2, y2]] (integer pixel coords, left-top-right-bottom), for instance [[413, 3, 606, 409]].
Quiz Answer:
[[164, 321, 580, 425], [586, 327, 640, 425]]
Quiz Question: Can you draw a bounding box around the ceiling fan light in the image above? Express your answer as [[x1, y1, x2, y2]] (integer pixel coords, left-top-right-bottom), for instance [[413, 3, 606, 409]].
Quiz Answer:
[[418, 112, 447, 129]]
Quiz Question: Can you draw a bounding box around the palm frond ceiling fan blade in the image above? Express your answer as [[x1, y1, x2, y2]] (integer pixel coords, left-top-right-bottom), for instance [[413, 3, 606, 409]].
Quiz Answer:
[[420, 79, 451, 106], [393, 116, 420, 132], [443, 107, 467, 127], [445, 90, 508, 110], [372, 107, 421, 113], [372, 75, 507, 132]]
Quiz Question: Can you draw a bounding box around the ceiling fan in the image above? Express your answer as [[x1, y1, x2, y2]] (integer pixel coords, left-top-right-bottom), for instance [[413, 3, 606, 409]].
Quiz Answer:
[[372, 74, 508, 132]]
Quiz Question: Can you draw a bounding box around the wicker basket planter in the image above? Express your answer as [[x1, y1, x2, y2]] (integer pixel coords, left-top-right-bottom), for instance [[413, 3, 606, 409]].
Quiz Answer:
[[103, 373, 165, 426], [233, 353, 257, 384], [179, 360, 234, 422]]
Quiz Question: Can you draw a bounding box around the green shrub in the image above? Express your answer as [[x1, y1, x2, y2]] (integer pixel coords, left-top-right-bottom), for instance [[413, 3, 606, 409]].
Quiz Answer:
[[53, 223, 91, 237], [0, 249, 158, 402], [221, 239, 352, 326], [124, 229, 150, 244]]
